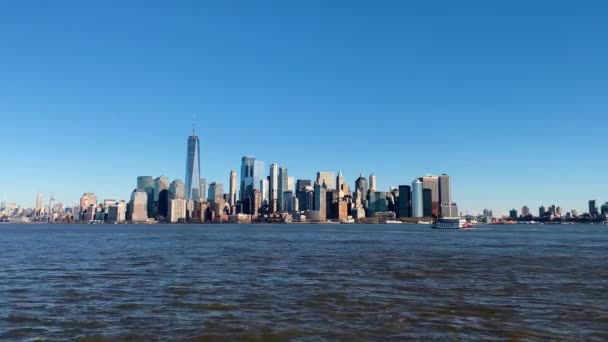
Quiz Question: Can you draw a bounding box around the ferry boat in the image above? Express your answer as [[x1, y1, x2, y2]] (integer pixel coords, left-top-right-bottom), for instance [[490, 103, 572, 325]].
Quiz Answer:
[[431, 218, 472, 229]]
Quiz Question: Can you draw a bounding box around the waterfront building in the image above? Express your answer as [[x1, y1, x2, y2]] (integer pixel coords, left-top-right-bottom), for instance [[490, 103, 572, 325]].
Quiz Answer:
[[185, 120, 201, 201], [421, 175, 440, 217], [521, 206, 530, 217], [355, 174, 369, 207], [130, 190, 148, 222], [282, 190, 294, 212], [398, 185, 411, 218], [80, 193, 97, 209], [438, 174, 452, 217], [510, 209, 518, 219], [368, 191, 387, 217], [539, 206, 546, 217], [240, 156, 255, 201], [253, 160, 265, 192], [571, 209, 578, 217], [168, 198, 187, 223], [229, 170, 237, 205], [297, 186, 314, 211], [369, 173, 377, 192], [169, 179, 185, 200], [260, 179, 269, 205], [137, 176, 154, 218], [411, 179, 423, 218], [199, 179, 206, 201], [208, 182, 224, 204], [313, 182, 327, 221], [154, 176, 170, 202], [316, 172, 335, 190], [278, 166, 288, 212], [252, 189, 262, 216], [35, 193, 43, 215], [269, 164, 279, 213], [589, 200, 598, 218], [422, 189, 433, 217], [107, 203, 126, 223], [600, 202, 608, 216]]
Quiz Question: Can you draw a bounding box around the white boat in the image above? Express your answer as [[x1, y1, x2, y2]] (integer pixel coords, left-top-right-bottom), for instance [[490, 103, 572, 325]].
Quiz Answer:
[[432, 218, 472, 229], [385, 220, 402, 224], [417, 221, 431, 225]]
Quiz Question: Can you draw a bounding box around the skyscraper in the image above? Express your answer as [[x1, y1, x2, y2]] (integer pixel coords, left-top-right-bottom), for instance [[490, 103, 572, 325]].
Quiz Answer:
[[260, 179, 269, 205], [154, 176, 169, 202], [185, 118, 201, 201], [137, 176, 154, 218], [398, 185, 411, 218], [521, 206, 530, 217], [369, 173, 377, 191], [589, 200, 598, 217], [169, 179, 185, 200], [269, 164, 279, 213], [421, 175, 440, 217], [199, 179, 206, 201], [355, 174, 369, 207], [130, 189, 148, 222], [336, 170, 345, 194], [35, 193, 43, 215], [438, 174, 451, 217], [314, 182, 327, 221], [422, 188, 433, 217], [411, 179, 423, 218], [316, 172, 335, 190], [278, 166, 288, 212], [253, 160, 265, 192], [240, 156, 255, 201], [208, 182, 224, 204], [229, 170, 237, 205]]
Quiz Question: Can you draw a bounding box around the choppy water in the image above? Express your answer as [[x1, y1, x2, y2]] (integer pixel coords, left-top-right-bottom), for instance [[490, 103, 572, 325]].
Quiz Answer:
[[0, 224, 607, 341]]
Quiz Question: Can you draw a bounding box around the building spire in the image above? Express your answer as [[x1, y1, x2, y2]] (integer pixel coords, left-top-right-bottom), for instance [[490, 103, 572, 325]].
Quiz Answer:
[[192, 114, 196, 136]]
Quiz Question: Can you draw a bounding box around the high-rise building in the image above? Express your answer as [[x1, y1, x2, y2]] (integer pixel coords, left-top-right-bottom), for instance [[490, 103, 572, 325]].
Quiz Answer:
[[296, 179, 312, 191], [438, 174, 451, 216], [253, 160, 265, 193], [252, 189, 262, 216], [521, 206, 530, 217], [589, 200, 598, 217], [539, 205, 546, 217], [369, 173, 377, 191], [169, 179, 186, 200], [278, 166, 288, 212], [260, 179, 269, 205], [137, 176, 154, 218], [411, 179, 423, 218], [336, 170, 345, 195], [80, 193, 97, 209], [35, 193, 43, 215], [422, 188, 433, 217], [269, 164, 279, 213], [130, 190, 148, 222], [287, 176, 295, 192], [510, 209, 518, 219], [168, 198, 187, 223], [154, 176, 170, 202], [368, 191, 387, 217], [185, 119, 201, 201], [316, 172, 335, 190], [282, 190, 294, 212], [421, 175, 440, 217], [229, 170, 237, 205], [208, 182, 224, 204], [355, 174, 369, 207], [240, 156, 255, 201], [199, 179, 207, 201], [313, 182, 327, 221], [398, 185, 411, 218]]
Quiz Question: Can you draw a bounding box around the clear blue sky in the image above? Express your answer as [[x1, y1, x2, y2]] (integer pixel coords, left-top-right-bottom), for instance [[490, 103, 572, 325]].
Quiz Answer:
[[1, 0, 607, 216]]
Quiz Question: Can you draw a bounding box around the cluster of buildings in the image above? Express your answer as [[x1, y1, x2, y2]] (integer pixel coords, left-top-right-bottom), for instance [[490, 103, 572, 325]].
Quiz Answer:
[[0, 125, 458, 224], [484, 200, 608, 223]]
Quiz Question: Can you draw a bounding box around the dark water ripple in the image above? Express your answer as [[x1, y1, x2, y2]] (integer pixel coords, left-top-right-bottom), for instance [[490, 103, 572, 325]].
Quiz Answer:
[[1, 224, 607, 341]]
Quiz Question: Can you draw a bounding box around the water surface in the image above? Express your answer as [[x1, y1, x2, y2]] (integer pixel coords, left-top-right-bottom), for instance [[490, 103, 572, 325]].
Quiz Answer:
[[1, 224, 607, 340]]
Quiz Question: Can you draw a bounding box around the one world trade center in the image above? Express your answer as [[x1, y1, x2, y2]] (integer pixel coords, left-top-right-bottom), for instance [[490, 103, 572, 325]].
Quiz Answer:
[[185, 117, 201, 200]]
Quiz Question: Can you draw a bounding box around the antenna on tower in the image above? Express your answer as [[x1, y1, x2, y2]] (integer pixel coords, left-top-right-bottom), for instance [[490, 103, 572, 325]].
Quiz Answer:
[[192, 114, 196, 136]]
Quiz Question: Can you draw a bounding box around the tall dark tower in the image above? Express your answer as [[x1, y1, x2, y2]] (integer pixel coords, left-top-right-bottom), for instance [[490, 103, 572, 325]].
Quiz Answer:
[[185, 116, 201, 201]]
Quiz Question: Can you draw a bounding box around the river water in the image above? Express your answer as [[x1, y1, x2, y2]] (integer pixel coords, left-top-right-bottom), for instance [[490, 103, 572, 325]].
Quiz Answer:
[[0, 224, 607, 341]]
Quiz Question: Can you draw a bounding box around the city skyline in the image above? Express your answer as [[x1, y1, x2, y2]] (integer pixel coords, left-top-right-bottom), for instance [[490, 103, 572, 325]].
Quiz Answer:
[[1, 2, 607, 215]]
